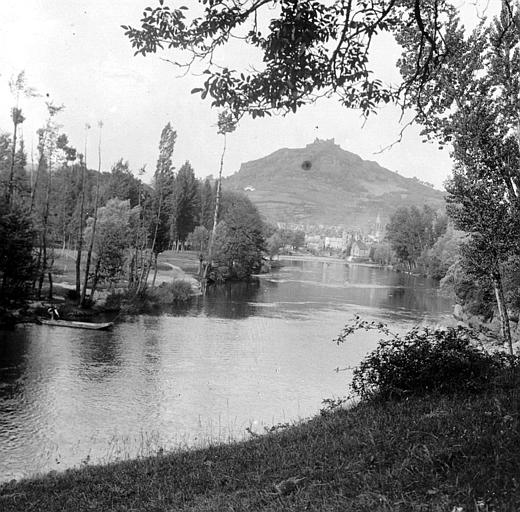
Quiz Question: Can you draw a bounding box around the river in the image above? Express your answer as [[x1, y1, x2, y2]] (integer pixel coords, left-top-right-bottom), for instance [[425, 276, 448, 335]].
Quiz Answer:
[[0, 259, 453, 482]]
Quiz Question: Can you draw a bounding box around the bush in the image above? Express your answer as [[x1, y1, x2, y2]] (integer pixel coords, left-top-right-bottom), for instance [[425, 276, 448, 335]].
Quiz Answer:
[[147, 279, 193, 304], [350, 326, 516, 400]]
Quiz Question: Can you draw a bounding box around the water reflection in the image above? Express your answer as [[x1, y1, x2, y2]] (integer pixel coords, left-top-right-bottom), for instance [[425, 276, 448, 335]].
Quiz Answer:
[[78, 332, 123, 382], [198, 281, 262, 318], [0, 259, 453, 481]]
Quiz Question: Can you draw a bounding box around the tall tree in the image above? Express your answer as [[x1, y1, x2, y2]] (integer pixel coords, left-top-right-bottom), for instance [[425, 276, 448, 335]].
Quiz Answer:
[[84, 198, 136, 298], [212, 191, 265, 279], [199, 177, 214, 230], [0, 204, 35, 299], [205, 111, 236, 280], [173, 161, 199, 245], [104, 159, 141, 206], [6, 71, 38, 208], [142, 123, 177, 291], [36, 102, 65, 299], [80, 121, 103, 307], [398, 2, 520, 350], [386, 205, 445, 270], [76, 123, 90, 295]]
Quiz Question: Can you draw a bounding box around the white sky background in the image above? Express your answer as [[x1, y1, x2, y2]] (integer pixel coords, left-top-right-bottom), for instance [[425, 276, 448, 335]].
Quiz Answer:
[[0, 1, 497, 189]]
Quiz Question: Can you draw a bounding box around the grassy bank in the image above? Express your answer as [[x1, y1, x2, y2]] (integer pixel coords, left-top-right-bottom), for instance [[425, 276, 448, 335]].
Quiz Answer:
[[1, 387, 519, 511]]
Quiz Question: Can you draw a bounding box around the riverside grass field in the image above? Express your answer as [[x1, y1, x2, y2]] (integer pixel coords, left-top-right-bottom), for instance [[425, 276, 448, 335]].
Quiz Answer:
[[1, 386, 519, 511]]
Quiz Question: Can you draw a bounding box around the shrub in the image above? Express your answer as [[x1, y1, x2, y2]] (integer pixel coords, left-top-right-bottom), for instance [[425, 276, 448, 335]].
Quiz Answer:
[[147, 279, 193, 304], [349, 326, 517, 401], [104, 291, 125, 311]]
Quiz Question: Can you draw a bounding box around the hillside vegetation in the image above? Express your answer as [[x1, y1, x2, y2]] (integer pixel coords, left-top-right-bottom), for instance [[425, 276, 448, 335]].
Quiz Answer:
[[225, 139, 445, 229]]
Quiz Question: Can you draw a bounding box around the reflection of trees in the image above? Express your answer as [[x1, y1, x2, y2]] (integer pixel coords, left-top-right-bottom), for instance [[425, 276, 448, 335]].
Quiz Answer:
[[200, 281, 261, 319], [0, 331, 30, 434], [78, 333, 122, 382], [0, 332, 29, 401]]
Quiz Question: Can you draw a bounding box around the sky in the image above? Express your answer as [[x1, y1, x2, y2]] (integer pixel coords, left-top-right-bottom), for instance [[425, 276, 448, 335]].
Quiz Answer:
[[0, 1, 494, 189]]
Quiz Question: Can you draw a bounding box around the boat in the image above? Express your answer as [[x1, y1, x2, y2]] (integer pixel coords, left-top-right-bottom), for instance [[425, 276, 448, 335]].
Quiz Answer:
[[39, 319, 114, 330]]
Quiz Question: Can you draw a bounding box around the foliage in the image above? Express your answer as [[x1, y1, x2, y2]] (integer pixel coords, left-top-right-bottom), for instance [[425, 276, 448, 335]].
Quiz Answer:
[[370, 241, 393, 265], [440, 261, 495, 319], [386, 206, 447, 269], [186, 225, 209, 253], [198, 178, 214, 230], [84, 198, 137, 285], [419, 224, 463, 280], [266, 231, 284, 258], [0, 204, 35, 298], [398, 3, 520, 352], [151, 123, 177, 254], [146, 279, 193, 304], [123, 0, 456, 117], [349, 326, 515, 401], [103, 159, 142, 207], [266, 228, 305, 257], [173, 161, 199, 243], [212, 191, 265, 279]]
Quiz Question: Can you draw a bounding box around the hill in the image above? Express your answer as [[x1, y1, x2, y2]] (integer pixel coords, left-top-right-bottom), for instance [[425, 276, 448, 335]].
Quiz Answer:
[[224, 138, 446, 230]]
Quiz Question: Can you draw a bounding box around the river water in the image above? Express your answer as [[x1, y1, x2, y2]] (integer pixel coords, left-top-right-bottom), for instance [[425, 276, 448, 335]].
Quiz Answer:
[[0, 259, 453, 482]]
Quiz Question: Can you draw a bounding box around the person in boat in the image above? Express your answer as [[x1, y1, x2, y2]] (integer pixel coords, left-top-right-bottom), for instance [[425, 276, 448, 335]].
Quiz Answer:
[[47, 306, 60, 320]]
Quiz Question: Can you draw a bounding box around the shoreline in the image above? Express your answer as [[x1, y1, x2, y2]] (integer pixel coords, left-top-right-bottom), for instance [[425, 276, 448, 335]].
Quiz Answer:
[[278, 254, 384, 267]]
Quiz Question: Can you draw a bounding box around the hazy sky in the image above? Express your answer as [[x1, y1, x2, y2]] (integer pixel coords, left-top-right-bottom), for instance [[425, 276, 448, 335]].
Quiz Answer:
[[0, 1, 492, 189]]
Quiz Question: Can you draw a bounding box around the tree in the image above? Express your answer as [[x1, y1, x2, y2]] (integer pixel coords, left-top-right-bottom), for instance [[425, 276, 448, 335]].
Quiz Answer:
[[186, 225, 210, 253], [84, 198, 136, 297], [104, 159, 141, 207], [446, 163, 520, 355], [76, 123, 91, 295], [145, 123, 177, 290], [371, 241, 393, 265], [205, 111, 237, 280], [173, 161, 199, 245], [0, 204, 35, 300], [123, 0, 457, 118], [35, 102, 66, 300], [198, 178, 214, 230], [422, 224, 463, 280], [398, 3, 520, 352], [266, 231, 284, 259], [386, 205, 445, 269], [81, 121, 104, 307], [212, 191, 265, 279], [6, 71, 38, 208]]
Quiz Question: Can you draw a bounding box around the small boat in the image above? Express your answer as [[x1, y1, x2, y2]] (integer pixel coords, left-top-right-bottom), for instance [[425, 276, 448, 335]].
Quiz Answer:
[[39, 319, 114, 330]]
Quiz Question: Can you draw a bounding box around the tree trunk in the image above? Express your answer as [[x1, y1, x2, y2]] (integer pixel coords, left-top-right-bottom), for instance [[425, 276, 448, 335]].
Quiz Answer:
[[47, 271, 53, 300], [38, 165, 52, 299], [6, 120, 19, 208], [138, 187, 163, 294], [492, 270, 513, 356], [37, 236, 46, 299], [30, 152, 44, 215], [151, 252, 159, 287], [90, 259, 101, 303], [80, 125, 102, 307], [203, 133, 227, 286], [33, 245, 42, 291], [76, 160, 87, 296]]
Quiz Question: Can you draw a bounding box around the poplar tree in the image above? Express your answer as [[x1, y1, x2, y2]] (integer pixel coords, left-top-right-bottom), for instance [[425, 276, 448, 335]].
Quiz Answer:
[[80, 121, 103, 307]]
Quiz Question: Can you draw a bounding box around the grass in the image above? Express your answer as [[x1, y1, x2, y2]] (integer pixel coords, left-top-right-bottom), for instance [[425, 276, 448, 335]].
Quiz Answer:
[[160, 250, 201, 275], [1, 387, 519, 511]]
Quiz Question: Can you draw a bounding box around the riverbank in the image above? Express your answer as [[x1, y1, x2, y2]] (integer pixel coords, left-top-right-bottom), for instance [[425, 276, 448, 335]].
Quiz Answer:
[[0, 251, 202, 327], [1, 385, 519, 511]]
